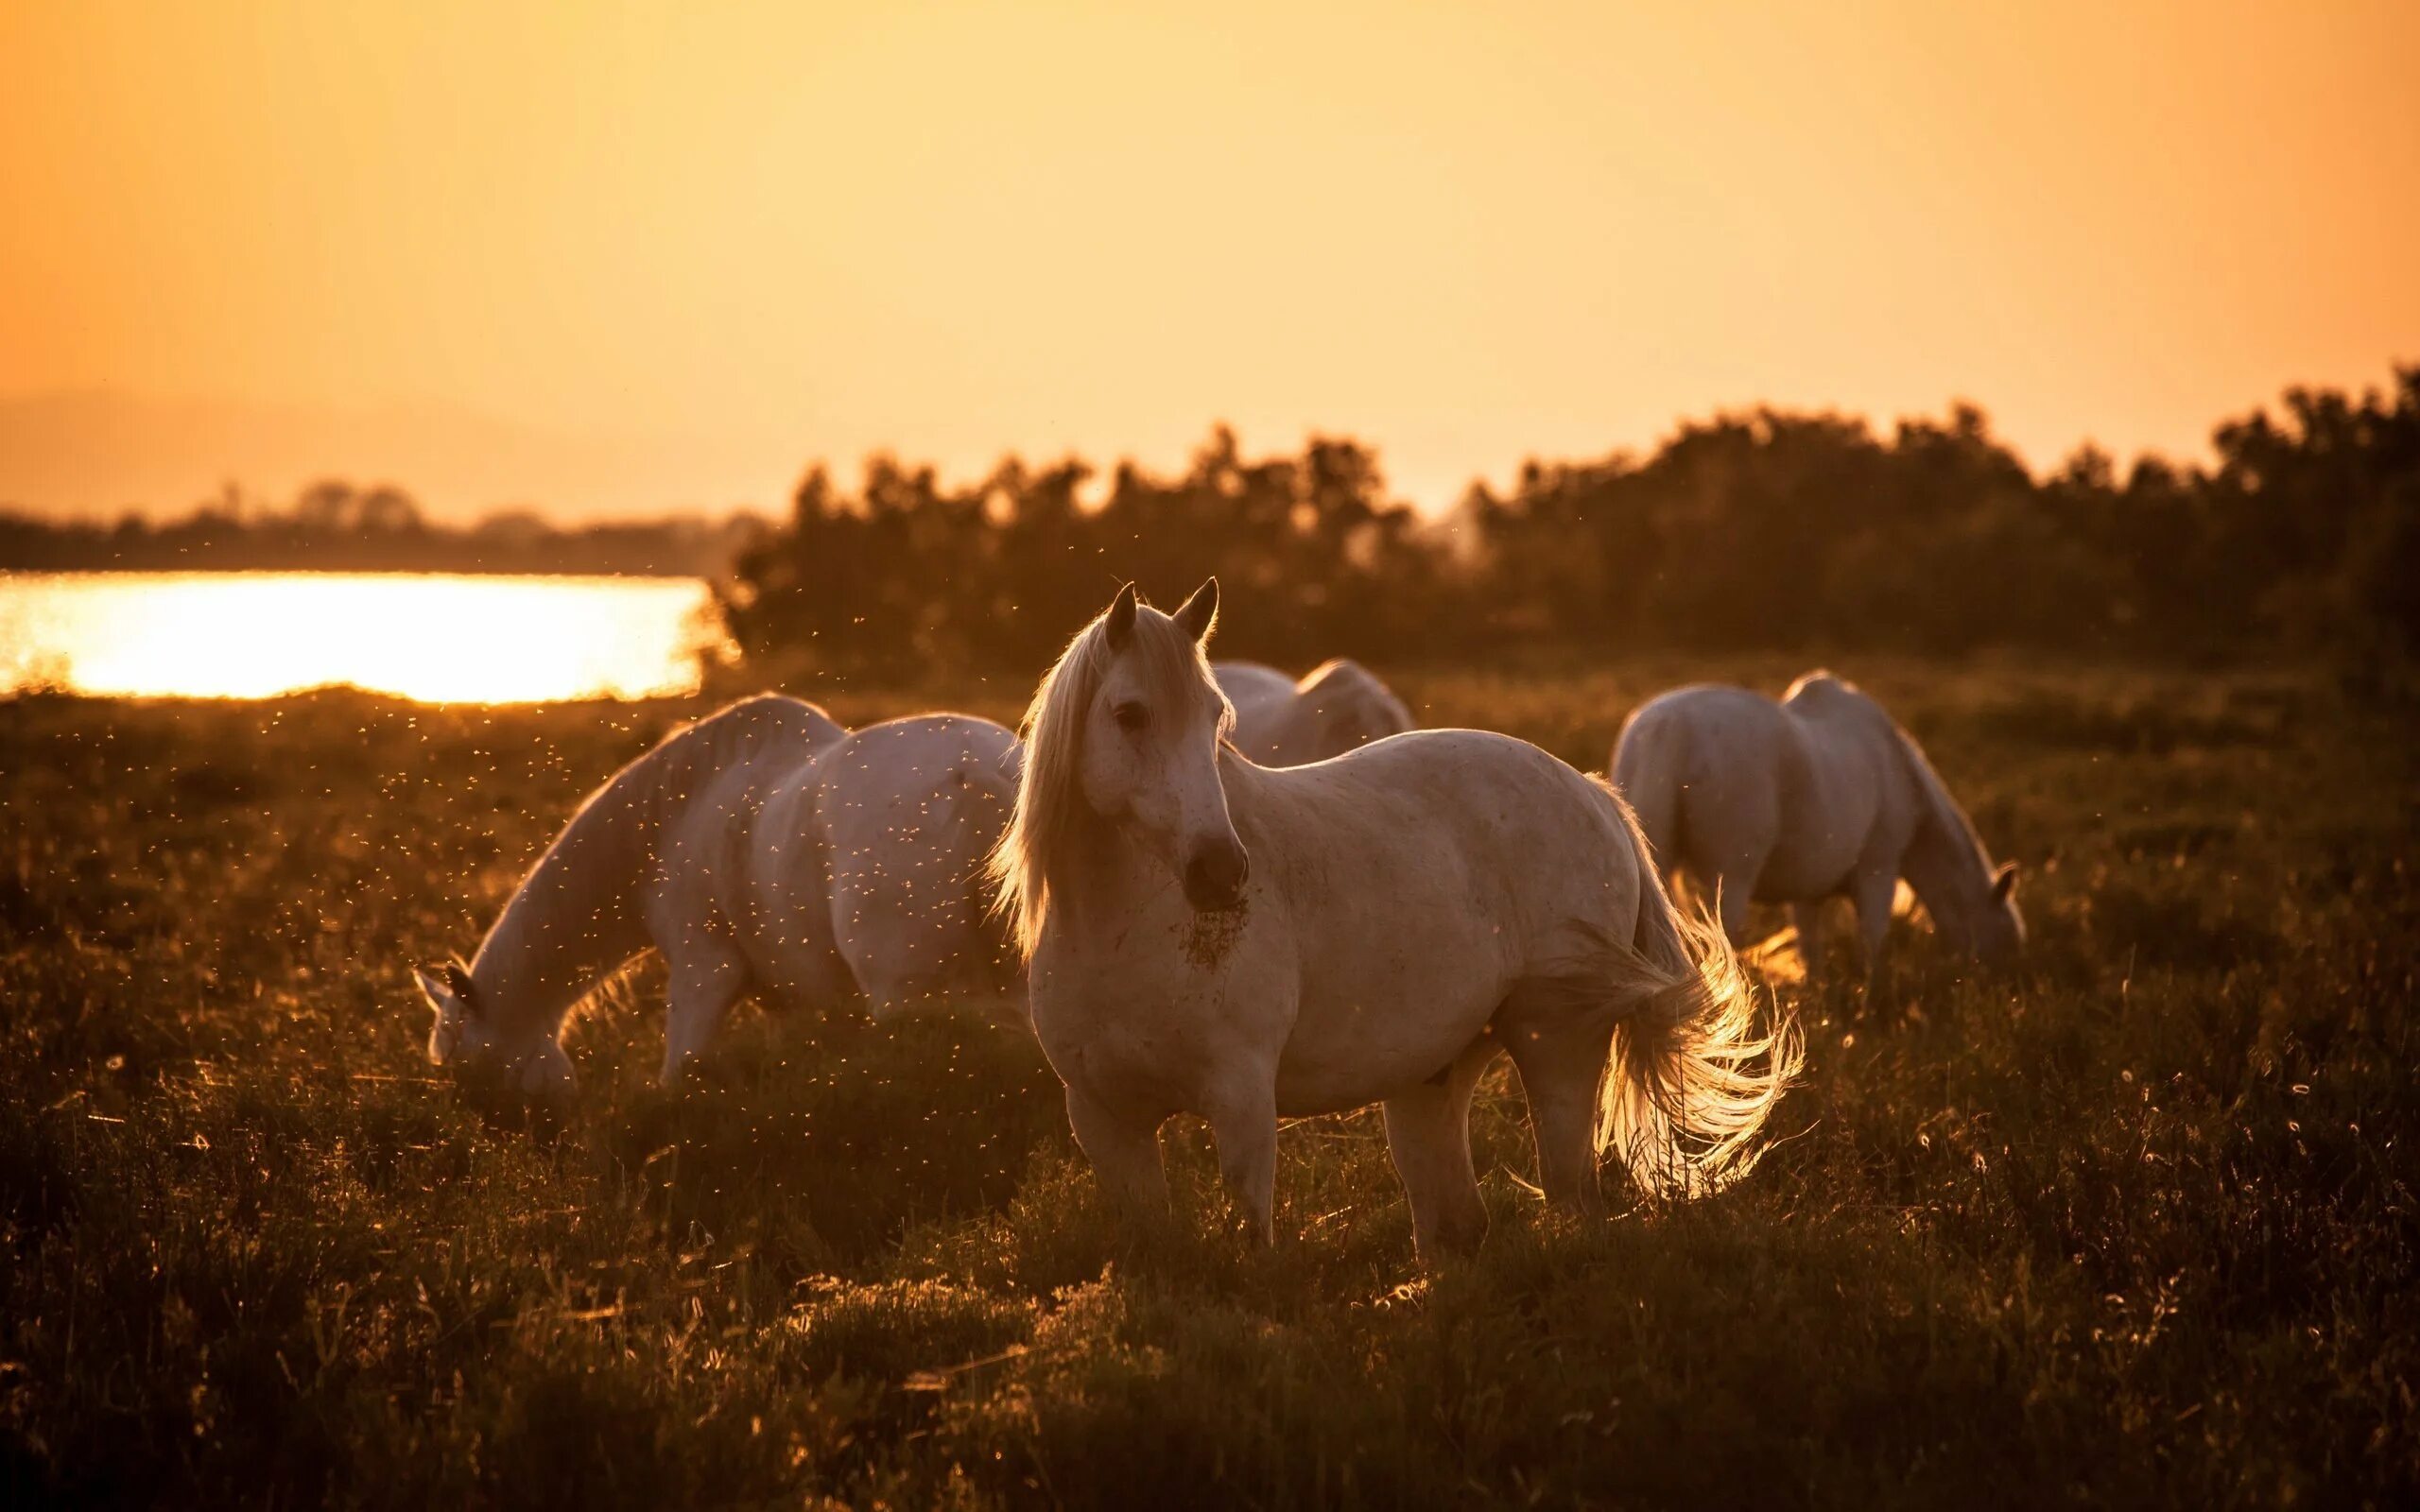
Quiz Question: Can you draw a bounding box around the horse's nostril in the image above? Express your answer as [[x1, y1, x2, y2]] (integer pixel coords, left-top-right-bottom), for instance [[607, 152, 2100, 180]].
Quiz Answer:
[[1182, 839, 1249, 909]]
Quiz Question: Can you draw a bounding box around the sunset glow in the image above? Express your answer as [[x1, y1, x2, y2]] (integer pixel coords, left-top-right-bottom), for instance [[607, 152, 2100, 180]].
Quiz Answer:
[[3, 2, 2415, 519]]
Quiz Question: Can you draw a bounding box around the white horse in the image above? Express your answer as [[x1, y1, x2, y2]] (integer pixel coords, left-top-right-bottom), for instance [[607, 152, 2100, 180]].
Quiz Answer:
[[742, 713, 1024, 1026], [413, 697, 1021, 1098], [1610, 672, 2023, 977], [1213, 658, 1416, 765], [992, 582, 1801, 1262]]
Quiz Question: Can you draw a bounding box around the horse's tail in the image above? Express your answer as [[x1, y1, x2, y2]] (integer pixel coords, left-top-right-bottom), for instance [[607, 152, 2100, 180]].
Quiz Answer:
[[1610, 706, 1685, 878], [1598, 797, 1803, 1198]]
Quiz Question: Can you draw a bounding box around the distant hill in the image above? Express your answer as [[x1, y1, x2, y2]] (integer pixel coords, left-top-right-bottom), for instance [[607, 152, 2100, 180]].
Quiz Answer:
[[0, 390, 785, 524]]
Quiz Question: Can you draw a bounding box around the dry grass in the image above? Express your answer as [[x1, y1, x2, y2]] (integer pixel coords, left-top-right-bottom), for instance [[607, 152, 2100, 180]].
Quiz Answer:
[[2, 660, 2413, 1508]]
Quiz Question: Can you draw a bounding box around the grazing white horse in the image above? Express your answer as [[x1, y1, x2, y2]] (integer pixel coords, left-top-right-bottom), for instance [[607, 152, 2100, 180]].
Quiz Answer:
[[992, 581, 1801, 1261], [1213, 659, 1416, 765], [743, 713, 1024, 1026], [1611, 673, 2023, 977], [413, 697, 1021, 1098]]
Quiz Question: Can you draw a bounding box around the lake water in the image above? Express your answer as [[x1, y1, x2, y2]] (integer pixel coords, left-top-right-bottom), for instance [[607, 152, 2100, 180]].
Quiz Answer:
[[0, 572, 730, 703]]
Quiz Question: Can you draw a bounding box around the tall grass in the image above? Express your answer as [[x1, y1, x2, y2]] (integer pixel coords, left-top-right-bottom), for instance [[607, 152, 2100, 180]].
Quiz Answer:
[[2, 663, 2412, 1508]]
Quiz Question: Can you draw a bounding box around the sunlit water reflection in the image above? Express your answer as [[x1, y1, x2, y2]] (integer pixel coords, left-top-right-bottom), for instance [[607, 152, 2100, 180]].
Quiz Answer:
[[0, 572, 730, 702]]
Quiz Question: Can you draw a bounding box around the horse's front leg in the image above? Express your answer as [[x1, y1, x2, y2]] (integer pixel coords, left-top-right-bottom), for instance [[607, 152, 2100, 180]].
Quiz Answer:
[[1203, 1073, 1280, 1246], [1790, 900, 1829, 981], [660, 934, 751, 1086], [1064, 1085, 1170, 1219], [1713, 867, 1759, 947]]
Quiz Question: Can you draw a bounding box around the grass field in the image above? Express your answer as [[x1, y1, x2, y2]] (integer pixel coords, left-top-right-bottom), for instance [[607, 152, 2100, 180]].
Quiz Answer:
[[3, 658, 2415, 1509]]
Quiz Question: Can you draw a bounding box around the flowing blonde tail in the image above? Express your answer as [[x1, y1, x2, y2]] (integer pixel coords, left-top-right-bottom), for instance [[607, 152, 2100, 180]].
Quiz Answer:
[[1600, 872, 1806, 1200]]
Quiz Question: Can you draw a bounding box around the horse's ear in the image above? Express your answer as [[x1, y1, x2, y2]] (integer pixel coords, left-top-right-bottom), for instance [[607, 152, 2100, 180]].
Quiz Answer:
[[1991, 861, 2018, 904], [416, 960, 477, 1016], [1104, 583, 1138, 648], [1171, 576, 1219, 644], [414, 966, 458, 1011]]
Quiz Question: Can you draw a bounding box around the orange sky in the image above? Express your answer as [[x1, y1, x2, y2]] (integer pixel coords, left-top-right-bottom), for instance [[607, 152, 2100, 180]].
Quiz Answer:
[[3, 0, 2416, 521]]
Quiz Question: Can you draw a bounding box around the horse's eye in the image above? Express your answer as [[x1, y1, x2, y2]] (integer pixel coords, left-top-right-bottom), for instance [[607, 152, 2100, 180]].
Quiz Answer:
[[1112, 700, 1150, 733]]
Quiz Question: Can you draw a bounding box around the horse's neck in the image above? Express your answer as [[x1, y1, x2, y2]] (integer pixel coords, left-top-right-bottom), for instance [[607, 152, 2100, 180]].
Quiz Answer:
[[471, 777, 661, 1045], [1895, 743, 1990, 935]]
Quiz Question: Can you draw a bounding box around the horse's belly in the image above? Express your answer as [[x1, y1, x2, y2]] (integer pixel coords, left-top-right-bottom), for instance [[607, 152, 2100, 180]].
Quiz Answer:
[[1273, 960, 1509, 1115], [1756, 786, 1887, 900], [1031, 929, 1504, 1122], [1753, 840, 1862, 902]]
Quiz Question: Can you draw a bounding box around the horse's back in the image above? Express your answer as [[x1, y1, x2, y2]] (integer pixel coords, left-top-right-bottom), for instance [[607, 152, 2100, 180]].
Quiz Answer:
[[1264, 728, 1642, 934], [815, 713, 1017, 791], [1217, 661, 1313, 765], [672, 693, 847, 771], [1213, 661, 1297, 713], [1616, 684, 1792, 770], [1220, 658, 1413, 766], [1296, 658, 1415, 751]]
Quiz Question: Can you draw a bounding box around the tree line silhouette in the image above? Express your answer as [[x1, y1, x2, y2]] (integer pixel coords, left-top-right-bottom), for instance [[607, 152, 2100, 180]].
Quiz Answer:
[[0, 480, 769, 577], [6, 369, 2409, 670], [723, 368, 2420, 672]]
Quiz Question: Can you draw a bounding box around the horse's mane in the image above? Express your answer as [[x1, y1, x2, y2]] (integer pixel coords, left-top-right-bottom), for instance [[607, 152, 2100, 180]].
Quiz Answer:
[[988, 603, 1227, 957]]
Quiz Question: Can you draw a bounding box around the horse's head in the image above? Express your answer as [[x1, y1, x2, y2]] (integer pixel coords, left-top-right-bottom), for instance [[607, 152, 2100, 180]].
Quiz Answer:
[[1080, 579, 1247, 911], [1963, 861, 2025, 965], [411, 958, 577, 1106], [993, 578, 1243, 953]]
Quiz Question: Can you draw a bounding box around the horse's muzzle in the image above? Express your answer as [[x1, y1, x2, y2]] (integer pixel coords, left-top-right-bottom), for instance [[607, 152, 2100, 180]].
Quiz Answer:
[[1182, 835, 1251, 911]]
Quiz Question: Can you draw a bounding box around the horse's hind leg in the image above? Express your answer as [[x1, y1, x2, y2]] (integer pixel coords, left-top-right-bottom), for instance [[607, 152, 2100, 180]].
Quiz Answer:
[[1383, 1040, 1495, 1263], [1503, 1017, 1615, 1218]]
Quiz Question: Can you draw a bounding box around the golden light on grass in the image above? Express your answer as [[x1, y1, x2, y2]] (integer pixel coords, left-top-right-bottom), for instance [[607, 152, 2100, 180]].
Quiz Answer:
[[0, 573, 727, 703]]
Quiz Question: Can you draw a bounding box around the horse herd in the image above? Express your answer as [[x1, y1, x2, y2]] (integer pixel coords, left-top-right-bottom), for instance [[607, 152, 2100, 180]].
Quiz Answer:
[[414, 580, 2022, 1261]]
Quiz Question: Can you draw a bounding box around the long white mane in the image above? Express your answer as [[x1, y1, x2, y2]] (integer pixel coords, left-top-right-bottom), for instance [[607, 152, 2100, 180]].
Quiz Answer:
[[987, 600, 1228, 956]]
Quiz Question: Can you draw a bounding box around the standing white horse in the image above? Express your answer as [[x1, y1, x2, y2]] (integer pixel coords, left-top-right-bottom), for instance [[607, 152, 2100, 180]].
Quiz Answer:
[[1610, 673, 2023, 977], [993, 582, 1800, 1262], [413, 698, 1021, 1098], [1213, 659, 1416, 765]]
